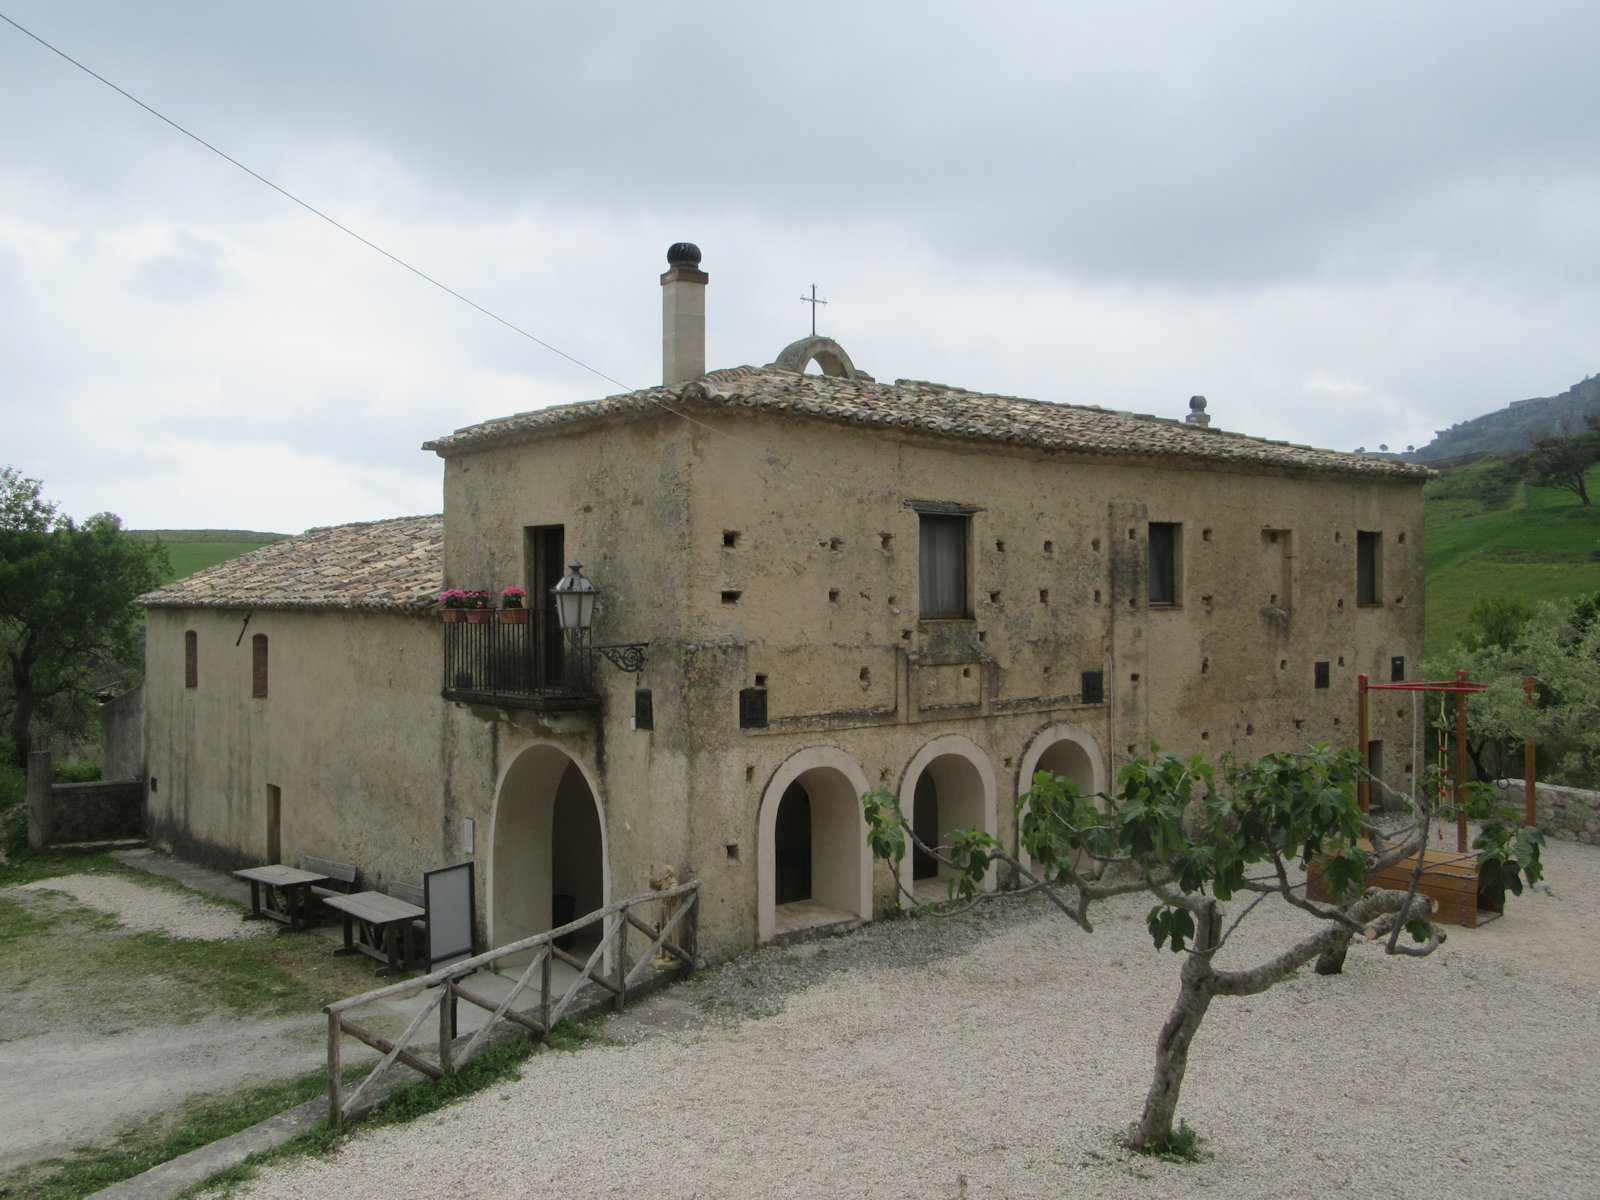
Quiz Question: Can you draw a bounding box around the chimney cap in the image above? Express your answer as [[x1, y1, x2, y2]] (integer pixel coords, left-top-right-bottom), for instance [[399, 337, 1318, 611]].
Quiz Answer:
[[666, 242, 702, 268], [1185, 395, 1211, 427]]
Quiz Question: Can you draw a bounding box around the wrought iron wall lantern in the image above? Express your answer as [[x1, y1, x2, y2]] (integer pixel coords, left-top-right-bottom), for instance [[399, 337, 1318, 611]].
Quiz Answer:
[[552, 562, 649, 674]]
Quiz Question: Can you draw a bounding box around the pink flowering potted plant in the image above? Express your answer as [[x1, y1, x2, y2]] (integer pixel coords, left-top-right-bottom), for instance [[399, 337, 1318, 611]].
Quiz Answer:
[[462, 589, 494, 622], [499, 585, 529, 623], [438, 589, 470, 622]]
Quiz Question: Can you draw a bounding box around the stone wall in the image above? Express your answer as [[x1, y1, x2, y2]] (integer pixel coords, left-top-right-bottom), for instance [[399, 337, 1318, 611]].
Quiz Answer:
[[27, 752, 144, 849], [100, 684, 144, 780], [1509, 779, 1600, 845]]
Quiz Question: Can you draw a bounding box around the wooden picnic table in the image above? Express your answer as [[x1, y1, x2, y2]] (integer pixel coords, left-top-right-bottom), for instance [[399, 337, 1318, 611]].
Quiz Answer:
[[233, 864, 330, 932], [321, 890, 425, 975]]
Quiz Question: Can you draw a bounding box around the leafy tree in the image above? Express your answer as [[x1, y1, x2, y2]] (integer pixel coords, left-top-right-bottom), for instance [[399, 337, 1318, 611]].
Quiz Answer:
[[1513, 414, 1600, 505], [1462, 594, 1531, 652], [1438, 593, 1600, 788], [0, 467, 170, 767], [862, 745, 1542, 1152]]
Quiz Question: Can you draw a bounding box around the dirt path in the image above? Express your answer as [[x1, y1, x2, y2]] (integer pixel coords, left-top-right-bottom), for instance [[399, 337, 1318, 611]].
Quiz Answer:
[[0, 865, 370, 1174], [0, 1017, 324, 1172]]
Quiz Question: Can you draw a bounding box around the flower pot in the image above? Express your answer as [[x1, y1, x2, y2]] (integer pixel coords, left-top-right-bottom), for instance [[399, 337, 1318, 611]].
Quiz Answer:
[[464, 609, 495, 624], [441, 609, 466, 623], [499, 607, 529, 624]]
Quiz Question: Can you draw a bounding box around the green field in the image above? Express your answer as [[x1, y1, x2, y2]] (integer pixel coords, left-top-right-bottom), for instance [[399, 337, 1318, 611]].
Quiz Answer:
[[1424, 458, 1600, 658], [129, 529, 286, 585]]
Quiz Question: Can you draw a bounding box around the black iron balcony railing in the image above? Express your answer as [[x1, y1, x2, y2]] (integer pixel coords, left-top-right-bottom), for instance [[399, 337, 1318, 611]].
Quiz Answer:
[[441, 610, 599, 710]]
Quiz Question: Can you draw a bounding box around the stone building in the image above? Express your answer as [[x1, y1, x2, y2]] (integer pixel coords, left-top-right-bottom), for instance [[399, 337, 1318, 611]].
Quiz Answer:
[[139, 245, 1429, 963]]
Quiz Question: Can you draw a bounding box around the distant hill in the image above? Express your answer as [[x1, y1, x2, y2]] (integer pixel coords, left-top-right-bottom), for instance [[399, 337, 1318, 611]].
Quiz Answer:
[[1423, 456, 1600, 658], [128, 529, 287, 585], [1405, 374, 1600, 463]]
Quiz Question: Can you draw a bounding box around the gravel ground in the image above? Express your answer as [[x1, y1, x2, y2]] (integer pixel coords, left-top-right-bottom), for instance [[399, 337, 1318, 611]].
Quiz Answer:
[[13, 873, 268, 940], [207, 836, 1600, 1199]]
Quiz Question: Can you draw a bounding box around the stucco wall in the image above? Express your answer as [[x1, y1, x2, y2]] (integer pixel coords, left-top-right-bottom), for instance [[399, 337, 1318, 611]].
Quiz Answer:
[[433, 409, 1425, 961], [143, 607, 452, 890]]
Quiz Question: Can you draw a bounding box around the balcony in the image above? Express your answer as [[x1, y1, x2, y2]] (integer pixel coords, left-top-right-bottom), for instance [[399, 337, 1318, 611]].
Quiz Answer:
[[441, 612, 600, 712]]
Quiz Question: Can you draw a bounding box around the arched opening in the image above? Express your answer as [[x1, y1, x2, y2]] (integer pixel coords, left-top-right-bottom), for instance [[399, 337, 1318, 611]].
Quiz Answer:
[[490, 744, 609, 961], [757, 748, 873, 943], [1016, 723, 1107, 879], [899, 737, 997, 903]]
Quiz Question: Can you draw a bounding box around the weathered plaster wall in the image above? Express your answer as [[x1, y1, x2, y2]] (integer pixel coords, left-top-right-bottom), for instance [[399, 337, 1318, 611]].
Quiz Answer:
[[432, 409, 1424, 961], [143, 607, 450, 889]]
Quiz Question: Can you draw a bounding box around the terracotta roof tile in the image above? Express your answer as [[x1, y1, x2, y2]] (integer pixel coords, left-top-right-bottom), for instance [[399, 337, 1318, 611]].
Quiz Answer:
[[138, 514, 443, 613], [423, 367, 1430, 479]]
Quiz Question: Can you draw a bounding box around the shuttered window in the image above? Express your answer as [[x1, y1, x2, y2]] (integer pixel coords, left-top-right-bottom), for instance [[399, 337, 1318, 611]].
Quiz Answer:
[[1148, 522, 1179, 606], [919, 514, 968, 618]]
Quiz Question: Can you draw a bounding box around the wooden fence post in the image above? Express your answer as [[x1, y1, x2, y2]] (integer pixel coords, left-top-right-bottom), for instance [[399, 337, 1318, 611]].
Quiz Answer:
[[26, 751, 52, 851], [1524, 677, 1538, 828], [327, 1011, 344, 1127], [438, 980, 455, 1075]]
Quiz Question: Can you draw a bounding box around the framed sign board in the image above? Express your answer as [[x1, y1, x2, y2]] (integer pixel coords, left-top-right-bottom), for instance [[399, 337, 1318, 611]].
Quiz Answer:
[[424, 861, 476, 971]]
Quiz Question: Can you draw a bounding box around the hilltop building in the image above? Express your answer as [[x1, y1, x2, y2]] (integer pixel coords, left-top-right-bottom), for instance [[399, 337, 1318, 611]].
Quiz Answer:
[[139, 244, 1429, 961]]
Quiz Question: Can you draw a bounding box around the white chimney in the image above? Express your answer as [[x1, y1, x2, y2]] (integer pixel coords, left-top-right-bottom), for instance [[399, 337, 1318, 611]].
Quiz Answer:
[[661, 242, 707, 386]]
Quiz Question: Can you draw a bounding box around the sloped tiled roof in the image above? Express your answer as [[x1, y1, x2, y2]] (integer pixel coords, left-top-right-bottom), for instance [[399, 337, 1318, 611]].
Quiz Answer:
[[138, 514, 443, 613], [423, 366, 1430, 480]]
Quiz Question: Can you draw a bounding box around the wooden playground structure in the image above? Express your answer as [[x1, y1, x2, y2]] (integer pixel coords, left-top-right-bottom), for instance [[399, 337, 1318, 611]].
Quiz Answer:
[[1308, 669, 1539, 928]]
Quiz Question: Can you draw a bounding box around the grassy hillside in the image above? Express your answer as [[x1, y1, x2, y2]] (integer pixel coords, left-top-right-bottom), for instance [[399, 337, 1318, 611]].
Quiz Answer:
[[1424, 457, 1600, 658], [128, 529, 287, 585]]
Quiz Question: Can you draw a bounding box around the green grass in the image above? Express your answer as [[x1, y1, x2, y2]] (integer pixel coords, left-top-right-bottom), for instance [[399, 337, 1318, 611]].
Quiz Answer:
[[1424, 459, 1600, 658], [127, 530, 287, 585], [0, 1070, 339, 1200]]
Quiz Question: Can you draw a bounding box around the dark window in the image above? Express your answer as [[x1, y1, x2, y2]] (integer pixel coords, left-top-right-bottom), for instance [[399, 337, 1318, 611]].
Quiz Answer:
[[1390, 655, 1405, 683], [1314, 660, 1330, 689], [251, 634, 268, 698], [919, 514, 969, 618], [184, 631, 198, 689], [634, 689, 654, 730], [1148, 522, 1179, 606], [739, 687, 768, 728], [1357, 531, 1381, 606], [526, 524, 566, 687], [1081, 670, 1105, 705]]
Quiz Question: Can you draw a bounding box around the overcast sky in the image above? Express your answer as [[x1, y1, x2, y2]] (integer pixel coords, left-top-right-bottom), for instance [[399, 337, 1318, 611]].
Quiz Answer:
[[4, 2, 1597, 532]]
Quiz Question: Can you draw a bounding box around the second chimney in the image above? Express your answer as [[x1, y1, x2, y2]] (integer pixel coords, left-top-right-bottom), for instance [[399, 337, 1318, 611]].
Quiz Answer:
[[661, 242, 707, 386]]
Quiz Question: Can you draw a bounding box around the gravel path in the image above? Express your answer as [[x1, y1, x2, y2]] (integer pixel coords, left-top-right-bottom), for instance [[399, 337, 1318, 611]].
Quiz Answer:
[[212, 836, 1600, 1199], [13, 874, 267, 940]]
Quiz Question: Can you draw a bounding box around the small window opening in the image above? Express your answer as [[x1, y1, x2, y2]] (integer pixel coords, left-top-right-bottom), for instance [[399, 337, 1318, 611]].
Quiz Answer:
[[988, 590, 1001, 605], [828, 588, 840, 603], [1202, 529, 1213, 542], [995, 539, 1006, 552], [1091, 537, 1101, 552], [1039, 589, 1049, 604], [1081, 671, 1105, 704], [184, 630, 198, 689], [1391, 656, 1406, 682], [754, 673, 768, 687], [879, 532, 893, 551], [251, 633, 268, 698], [859, 666, 871, 684], [726, 843, 740, 861], [721, 590, 742, 605], [1093, 589, 1101, 603], [722, 530, 740, 548], [1043, 540, 1054, 553], [1314, 661, 1330, 689], [829, 536, 843, 551]]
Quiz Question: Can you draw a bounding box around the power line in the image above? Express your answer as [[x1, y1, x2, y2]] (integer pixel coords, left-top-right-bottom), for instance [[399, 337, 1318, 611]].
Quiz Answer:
[[0, 10, 791, 466], [0, 9, 636, 393]]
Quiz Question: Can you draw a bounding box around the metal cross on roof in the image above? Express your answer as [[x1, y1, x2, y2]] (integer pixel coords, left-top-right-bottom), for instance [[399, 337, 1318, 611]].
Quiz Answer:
[[800, 284, 828, 336]]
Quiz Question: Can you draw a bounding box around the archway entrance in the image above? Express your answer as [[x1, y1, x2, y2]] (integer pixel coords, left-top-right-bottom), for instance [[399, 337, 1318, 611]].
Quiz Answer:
[[757, 748, 873, 943], [899, 736, 997, 904], [491, 745, 608, 960], [1017, 723, 1107, 879]]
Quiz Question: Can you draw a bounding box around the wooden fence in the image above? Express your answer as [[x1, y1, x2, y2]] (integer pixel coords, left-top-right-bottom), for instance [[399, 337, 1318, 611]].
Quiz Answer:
[[324, 880, 699, 1126]]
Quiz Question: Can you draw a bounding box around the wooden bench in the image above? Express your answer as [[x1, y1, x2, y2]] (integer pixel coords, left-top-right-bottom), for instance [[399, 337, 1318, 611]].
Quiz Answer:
[[300, 856, 359, 924], [386, 881, 429, 966]]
